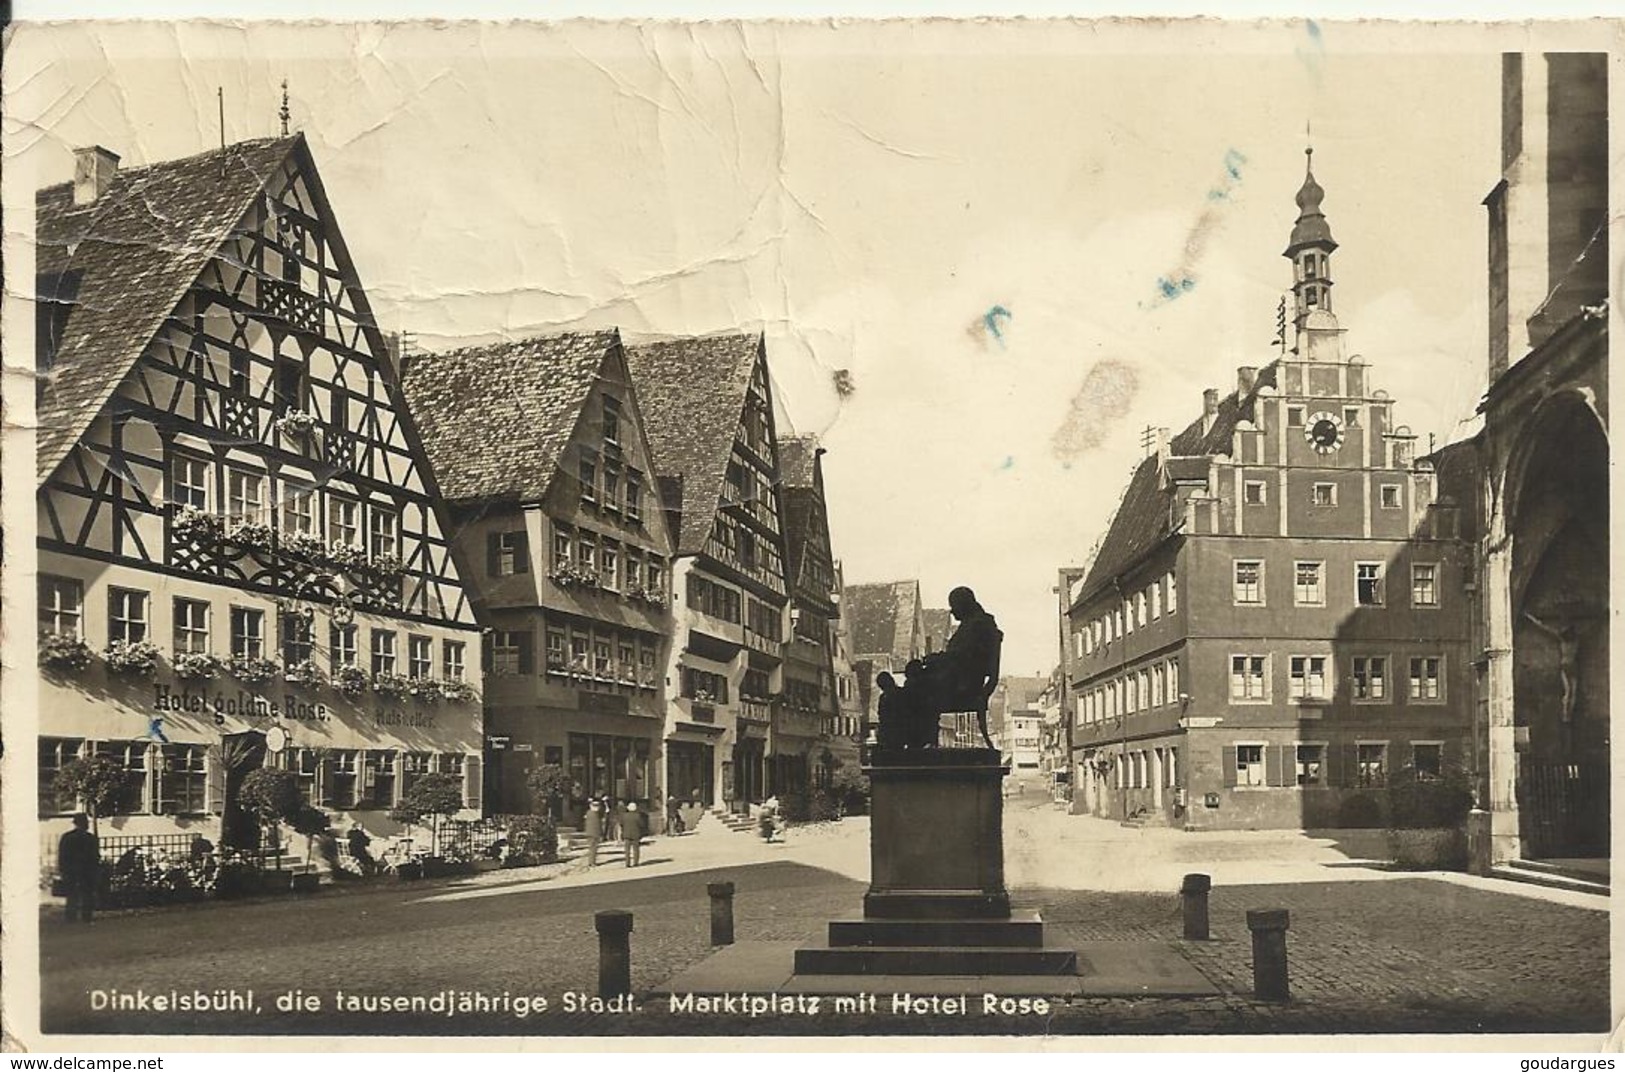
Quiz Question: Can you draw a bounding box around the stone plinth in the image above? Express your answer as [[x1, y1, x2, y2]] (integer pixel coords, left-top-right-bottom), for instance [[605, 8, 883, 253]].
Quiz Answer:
[[863, 747, 1010, 919]]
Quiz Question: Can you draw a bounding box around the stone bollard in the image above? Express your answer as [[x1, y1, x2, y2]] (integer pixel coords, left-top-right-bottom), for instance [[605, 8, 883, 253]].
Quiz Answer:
[[1246, 908, 1290, 1002], [595, 909, 634, 1000], [1180, 873, 1211, 941], [708, 881, 736, 946]]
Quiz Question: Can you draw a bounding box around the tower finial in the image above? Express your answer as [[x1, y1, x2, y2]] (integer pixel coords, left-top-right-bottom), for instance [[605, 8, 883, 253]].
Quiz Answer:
[[279, 79, 291, 137]]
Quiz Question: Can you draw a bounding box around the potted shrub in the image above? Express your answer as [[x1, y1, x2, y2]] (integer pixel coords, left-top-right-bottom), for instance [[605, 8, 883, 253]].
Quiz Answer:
[[389, 774, 468, 877], [103, 638, 161, 677], [229, 654, 281, 685], [333, 664, 370, 696], [173, 650, 225, 681], [237, 768, 304, 874], [40, 632, 94, 672], [1386, 765, 1473, 870], [53, 754, 129, 834], [503, 814, 559, 867], [524, 763, 570, 821]]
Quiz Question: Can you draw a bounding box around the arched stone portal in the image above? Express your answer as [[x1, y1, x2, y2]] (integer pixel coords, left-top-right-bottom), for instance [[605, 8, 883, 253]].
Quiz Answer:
[[1508, 396, 1608, 859]]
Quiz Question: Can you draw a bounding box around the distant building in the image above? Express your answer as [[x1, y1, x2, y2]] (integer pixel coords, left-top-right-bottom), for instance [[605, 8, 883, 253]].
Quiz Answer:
[[990, 676, 1048, 773], [844, 580, 925, 743], [1066, 153, 1472, 830], [826, 562, 865, 772], [628, 335, 791, 812], [401, 331, 675, 822], [34, 137, 482, 853], [1468, 53, 1608, 873]]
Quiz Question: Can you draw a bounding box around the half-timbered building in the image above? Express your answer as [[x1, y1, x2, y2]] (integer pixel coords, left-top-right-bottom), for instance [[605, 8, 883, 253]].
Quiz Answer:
[[626, 335, 791, 811], [778, 436, 843, 791], [401, 331, 676, 823], [35, 136, 483, 853]]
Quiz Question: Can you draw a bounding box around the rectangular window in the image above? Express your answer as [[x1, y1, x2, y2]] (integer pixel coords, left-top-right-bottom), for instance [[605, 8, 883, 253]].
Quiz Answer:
[[617, 640, 636, 683], [577, 535, 597, 576], [1357, 743, 1388, 788], [1135, 592, 1147, 627], [1412, 563, 1438, 607], [230, 607, 265, 659], [293, 748, 319, 806], [601, 542, 620, 589], [39, 576, 84, 638], [39, 737, 85, 814], [1408, 656, 1443, 701], [1352, 656, 1388, 701], [1229, 655, 1267, 701], [1356, 563, 1385, 606], [1312, 482, 1337, 506], [158, 743, 207, 814], [443, 641, 466, 681], [94, 741, 149, 815], [108, 588, 149, 644], [371, 630, 397, 676], [1343, 407, 1361, 427], [1150, 582, 1162, 620], [363, 750, 396, 809], [603, 464, 621, 513], [493, 631, 525, 676], [493, 530, 528, 576], [173, 598, 211, 654], [1294, 561, 1324, 606], [1166, 572, 1177, 612], [1243, 481, 1266, 505], [328, 496, 360, 548], [1167, 658, 1180, 701], [569, 633, 589, 673], [227, 469, 266, 525], [369, 506, 399, 560], [1380, 484, 1403, 510], [1287, 406, 1305, 427], [545, 628, 566, 673], [602, 399, 620, 445], [552, 528, 573, 573], [1236, 744, 1265, 787], [625, 470, 643, 521], [1233, 561, 1264, 605], [408, 635, 432, 679], [330, 624, 358, 669], [281, 486, 315, 535], [1289, 655, 1328, 699], [402, 752, 434, 797], [579, 456, 598, 504], [1412, 742, 1444, 780], [171, 455, 210, 511], [327, 750, 359, 809], [593, 639, 613, 678], [281, 612, 313, 665], [1295, 744, 1325, 787]]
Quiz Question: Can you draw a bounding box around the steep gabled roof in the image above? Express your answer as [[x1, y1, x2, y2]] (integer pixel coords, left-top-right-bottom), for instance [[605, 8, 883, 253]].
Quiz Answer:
[[779, 435, 824, 591], [625, 334, 763, 554], [35, 135, 302, 482], [400, 331, 621, 504], [999, 675, 1051, 713], [1076, 362, 1279, 604], [777, 435, 821, 489], [845, 580, 920, 662]]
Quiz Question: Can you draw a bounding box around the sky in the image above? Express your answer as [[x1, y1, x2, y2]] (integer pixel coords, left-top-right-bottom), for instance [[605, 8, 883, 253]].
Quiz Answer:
[[5, 20, 1517, 673]]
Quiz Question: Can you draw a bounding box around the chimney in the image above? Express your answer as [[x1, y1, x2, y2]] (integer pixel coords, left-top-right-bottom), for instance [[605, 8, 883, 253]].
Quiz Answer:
[[72, 146, 120, 206], [1201, 388, 1219, 435], [1237, 365, 1258, 395]]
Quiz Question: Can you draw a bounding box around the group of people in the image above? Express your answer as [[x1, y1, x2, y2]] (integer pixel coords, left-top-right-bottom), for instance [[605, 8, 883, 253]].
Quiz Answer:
[[581, 797, 646, 868]]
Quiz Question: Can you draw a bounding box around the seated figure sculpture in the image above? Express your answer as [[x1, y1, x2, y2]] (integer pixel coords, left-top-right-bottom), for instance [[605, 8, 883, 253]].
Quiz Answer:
[[875, 586, 1003, 752]]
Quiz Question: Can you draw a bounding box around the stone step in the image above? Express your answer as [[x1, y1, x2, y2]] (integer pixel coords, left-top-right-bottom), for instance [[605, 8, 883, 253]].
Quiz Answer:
[[794, 944, 1078, 976], [1492, 862, 1609, 897], [828, 912, 1045, 949]]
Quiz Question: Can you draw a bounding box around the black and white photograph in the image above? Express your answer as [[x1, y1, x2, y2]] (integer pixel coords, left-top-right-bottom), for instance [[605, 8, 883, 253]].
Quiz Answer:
[[0, 14, 1613, 1048]]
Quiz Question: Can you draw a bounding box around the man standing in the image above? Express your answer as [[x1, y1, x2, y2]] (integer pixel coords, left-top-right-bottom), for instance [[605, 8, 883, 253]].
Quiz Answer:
[[584, 797, 604, 867], [622, 802, 643, 868], [58, 813, 99, 923]]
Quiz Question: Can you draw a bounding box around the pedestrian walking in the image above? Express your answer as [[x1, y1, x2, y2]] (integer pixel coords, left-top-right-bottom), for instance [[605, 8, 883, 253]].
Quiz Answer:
[[57, 813, 99, 923], [584, 797, 604, 867], [347, 824, 375, 876], [622, 801, 643, 868]]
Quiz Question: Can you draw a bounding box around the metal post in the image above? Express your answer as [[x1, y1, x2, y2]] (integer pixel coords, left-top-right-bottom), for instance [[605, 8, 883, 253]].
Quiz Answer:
[[708, 881, 735, 946], [595, 909, 633, 1000], [1246, 908, 1290, 1002], [1180, 873, 1211, 940]]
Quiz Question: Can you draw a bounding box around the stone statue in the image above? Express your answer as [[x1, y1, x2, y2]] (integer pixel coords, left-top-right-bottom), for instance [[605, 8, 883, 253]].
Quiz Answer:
[[902, 586, 1004, 750]]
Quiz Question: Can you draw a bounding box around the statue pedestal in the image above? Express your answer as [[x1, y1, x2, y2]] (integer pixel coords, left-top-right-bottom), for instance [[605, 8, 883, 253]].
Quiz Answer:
[[794, 747, 1077, 977]]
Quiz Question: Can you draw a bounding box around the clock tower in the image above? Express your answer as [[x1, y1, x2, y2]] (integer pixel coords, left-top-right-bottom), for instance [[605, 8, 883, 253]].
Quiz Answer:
[[1284, 146, 1339, 340]]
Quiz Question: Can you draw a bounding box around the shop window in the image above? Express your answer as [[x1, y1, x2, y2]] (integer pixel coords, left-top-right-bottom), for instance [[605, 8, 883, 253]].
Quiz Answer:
[[326, 749, 359, 808], [362, 750, 396, 809]]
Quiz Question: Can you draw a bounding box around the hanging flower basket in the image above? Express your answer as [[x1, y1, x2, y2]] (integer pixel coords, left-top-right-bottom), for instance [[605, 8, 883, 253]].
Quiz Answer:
[[440, 679, 476, 703], [283, 659, 324, 688], [229, 655, 281, 685], [333, 664, 370, 696], [173, 651, 226, 681], [104, 639, 161, 677], [172, 506, 225, 546], [371, 672, 413, 700], [40, 632, 94, 671], [273, 411, 319, 439]]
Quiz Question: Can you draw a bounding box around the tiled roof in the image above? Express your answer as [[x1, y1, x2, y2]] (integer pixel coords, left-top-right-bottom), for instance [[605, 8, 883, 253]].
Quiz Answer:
[[1077, 362, 1279, 604], [777, 435, 821, 488], [779, 435, 824, 592], [999, 675, 1051, 712], [625, 334, 764, 555], [35, 136, 302, 482], [844, 580, 919, 662], [921, 608, 955, 654], [400, 331, 620, 504]]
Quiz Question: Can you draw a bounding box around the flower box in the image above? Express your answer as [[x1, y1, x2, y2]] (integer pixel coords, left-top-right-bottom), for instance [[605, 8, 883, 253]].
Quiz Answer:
[[407, 676, 443, 702], [229, 655, 281, 685], [173, 650, 226, 681], [273, 411, 319, 440], [333, 664, 370, 696], [104, 639, 161, 677], [371, 672, 413, 700], [440, 679, 476, 703], [284, 659, 324, 687], [40, 632, 94, 671], [172, 506, 225, 546]]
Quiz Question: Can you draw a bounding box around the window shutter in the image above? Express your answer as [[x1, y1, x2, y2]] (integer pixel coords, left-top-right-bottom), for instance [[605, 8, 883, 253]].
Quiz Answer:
[[514, 532, 529, 574], [318, 752, 335, 808], [1221, 745, 1238, 788], [463, 754, 483, 811], [1343, 743, 1361, 788], [482, 633, 493, 673], [516, 632, 535, 675], [486, 532, 500, 575], [1266, 745, 1289, 787], [207, 749, 227, 815], [1326, 742, 1345, 787]]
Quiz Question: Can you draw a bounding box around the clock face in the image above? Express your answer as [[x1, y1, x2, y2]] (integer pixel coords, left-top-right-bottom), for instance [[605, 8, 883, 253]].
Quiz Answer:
[[1306, 411, 1344, 453]]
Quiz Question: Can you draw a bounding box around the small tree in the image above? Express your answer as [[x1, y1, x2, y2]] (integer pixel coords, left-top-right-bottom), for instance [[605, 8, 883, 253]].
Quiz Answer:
[[237, 768, 303, 870], [830, 765, 871, 816], [525, 763, 570, 819], [390, 773, 465, 856], [54, 755, 129, 835]]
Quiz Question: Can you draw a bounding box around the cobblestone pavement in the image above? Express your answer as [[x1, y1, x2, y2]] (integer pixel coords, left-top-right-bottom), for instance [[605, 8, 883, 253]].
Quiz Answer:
[[36, 808, 1609, 1040]]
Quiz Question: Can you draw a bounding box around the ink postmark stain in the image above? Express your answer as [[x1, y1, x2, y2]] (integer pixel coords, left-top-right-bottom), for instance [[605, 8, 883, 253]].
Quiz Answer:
[[1051, 361, 1140, 460]]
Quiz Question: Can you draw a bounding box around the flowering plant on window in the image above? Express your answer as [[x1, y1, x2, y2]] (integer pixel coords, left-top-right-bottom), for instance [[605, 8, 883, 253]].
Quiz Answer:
[[229, 655, 281, 685], [371, 672, 413, 700], [366, 553, 406, 582], [568, 655, 590, 677], [279, 531, 328, 564], [333, 664, 369, 696], [440, 679, 476, 703], [691, 689, 716, 705], [626, 584, 668, 609], [273, 411, 318, 439], [545, 653, 568, 674], [326, 542, 368, 572], [549, 562, 599, 589], [172, 506, 225, 546], [173, 651, 225, 680], [407, 676, 443, 702], [227, 519, 276, 553], [283, 659, 323, 687], [40, 632, 94, 671], [103, 639, 161, 677]]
